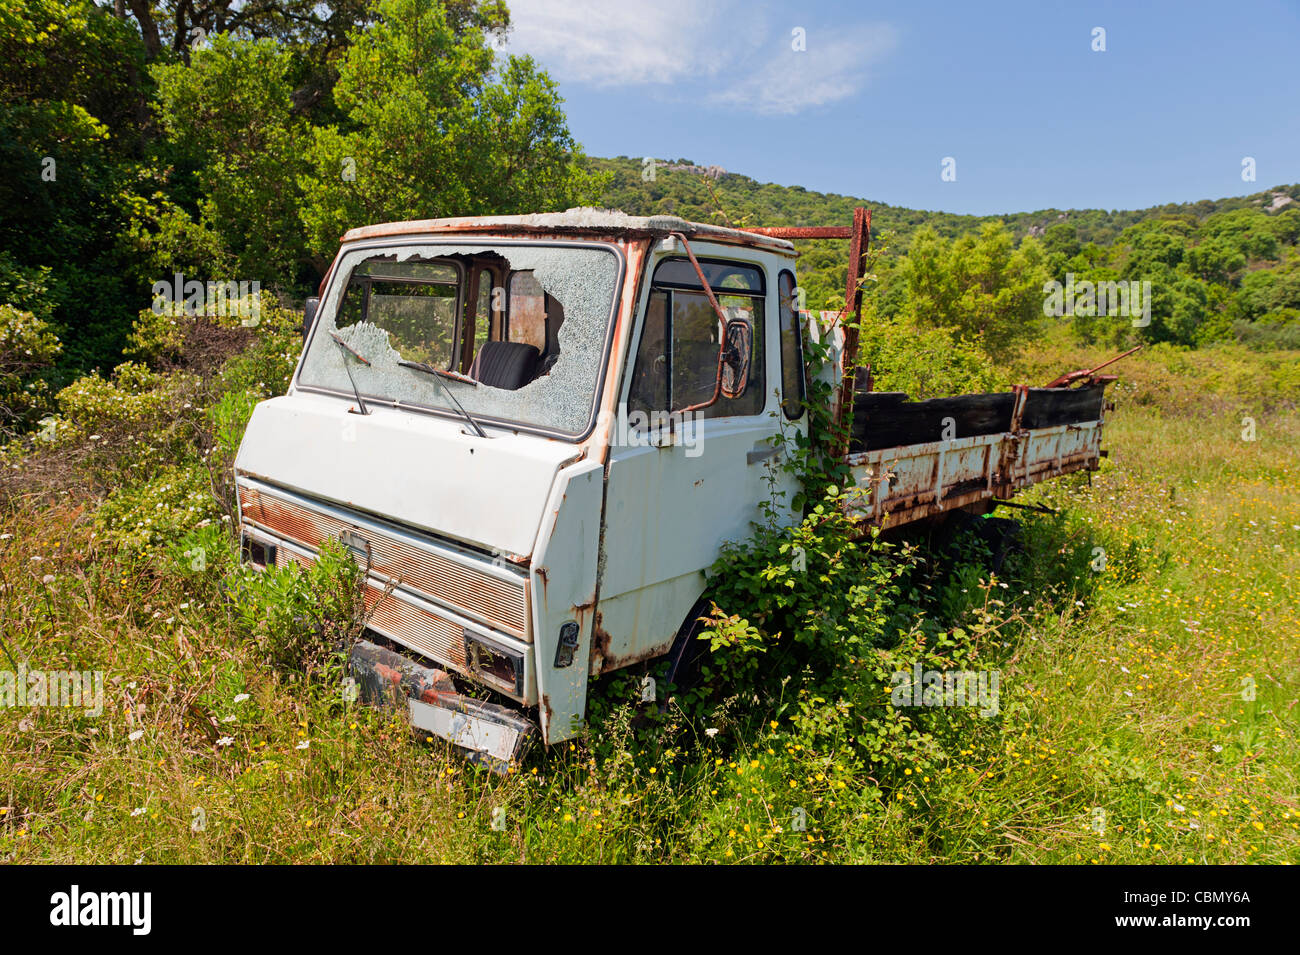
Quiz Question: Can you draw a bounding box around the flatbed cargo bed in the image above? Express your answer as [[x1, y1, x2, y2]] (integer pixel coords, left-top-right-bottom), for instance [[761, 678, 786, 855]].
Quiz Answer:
[[843, 381, 1109, 527]]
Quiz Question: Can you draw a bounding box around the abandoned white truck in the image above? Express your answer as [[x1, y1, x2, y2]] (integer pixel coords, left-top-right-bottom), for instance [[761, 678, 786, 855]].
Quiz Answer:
[[233, 207, 1121, 767]]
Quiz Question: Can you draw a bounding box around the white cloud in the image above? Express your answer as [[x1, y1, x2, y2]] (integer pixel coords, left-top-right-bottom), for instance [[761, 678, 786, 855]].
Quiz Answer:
[[502, 0, 753, 87], [503, 2, 897, 114], [709, 24, 899, 115]]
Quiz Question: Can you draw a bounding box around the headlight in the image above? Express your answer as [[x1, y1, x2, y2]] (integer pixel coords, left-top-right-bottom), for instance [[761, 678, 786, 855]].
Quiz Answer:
[[463, 629, 523, 696], [241, 533, 276, 569]]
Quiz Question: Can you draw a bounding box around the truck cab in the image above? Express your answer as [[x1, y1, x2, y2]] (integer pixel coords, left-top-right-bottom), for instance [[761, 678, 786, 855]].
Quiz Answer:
[[234, 209, 809, 762]]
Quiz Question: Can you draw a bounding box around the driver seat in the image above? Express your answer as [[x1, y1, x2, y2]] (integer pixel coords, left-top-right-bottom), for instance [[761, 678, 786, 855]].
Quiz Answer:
[[469, 340, 540, 390]]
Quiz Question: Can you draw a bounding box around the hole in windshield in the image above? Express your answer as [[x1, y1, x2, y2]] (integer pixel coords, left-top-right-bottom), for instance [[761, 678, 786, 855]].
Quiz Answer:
[[336, 257, 461, 368]]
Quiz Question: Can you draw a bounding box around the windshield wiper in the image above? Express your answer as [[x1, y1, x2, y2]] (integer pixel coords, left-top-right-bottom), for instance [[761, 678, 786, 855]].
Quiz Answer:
[[399, 360, 489, 438], [329, 332, 370, 415]]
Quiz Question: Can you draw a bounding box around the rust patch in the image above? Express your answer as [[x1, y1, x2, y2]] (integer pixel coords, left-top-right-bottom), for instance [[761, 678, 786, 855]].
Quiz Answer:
[[746, 225, 855, 238], [338, 216, 795, 256], [600, 638, 676, 673], [363, 584, 468, 667], [591, 611, 612, 661], [237, 485, 528, 638]]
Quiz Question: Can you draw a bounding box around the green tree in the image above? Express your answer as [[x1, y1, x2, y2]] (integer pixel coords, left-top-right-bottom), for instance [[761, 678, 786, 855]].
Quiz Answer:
[[1197, 207, 1280, 263], [150, 34, 310, 286], [0, 0, 154, 369], [1042, 222, 1080, 257], [901, 223, 1048, 359], [1185, 236, 1246, 284], [1115, 218, 1193, 277], [1269, 207, 1300, 246], [1235, 262, 1300, 322], [298, 0, 602, 261], [117, 0, 381, 63], [1144, 264, 1211, 346]]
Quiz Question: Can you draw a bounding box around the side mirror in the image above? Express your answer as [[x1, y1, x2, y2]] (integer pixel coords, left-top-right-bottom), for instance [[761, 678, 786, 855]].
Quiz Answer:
[[720, 317, 751, 399], [670, 315, 752, 415], [302, 297, 319, 341]]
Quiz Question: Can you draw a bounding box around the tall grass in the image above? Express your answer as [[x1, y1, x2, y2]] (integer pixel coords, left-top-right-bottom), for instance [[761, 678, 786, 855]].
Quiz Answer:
[[1, 331, 1297, 863]]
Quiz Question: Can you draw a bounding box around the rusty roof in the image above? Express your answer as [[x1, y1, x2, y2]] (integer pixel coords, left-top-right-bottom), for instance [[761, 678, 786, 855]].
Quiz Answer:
[[340, 207, 796, 254]]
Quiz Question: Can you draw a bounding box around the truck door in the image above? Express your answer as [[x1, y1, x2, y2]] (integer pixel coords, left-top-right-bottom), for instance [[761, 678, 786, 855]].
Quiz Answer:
[[593, 250, 807, 672]]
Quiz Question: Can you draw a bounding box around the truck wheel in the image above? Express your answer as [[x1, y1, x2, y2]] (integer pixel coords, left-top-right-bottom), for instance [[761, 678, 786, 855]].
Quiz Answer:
[[945, 511, 1021, 573], [661, 598, 714, 693], [979, 516, 1021, 574]]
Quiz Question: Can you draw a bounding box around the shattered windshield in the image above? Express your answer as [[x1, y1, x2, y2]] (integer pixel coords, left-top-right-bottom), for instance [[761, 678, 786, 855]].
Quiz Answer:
[[297, 242, 621, 437]]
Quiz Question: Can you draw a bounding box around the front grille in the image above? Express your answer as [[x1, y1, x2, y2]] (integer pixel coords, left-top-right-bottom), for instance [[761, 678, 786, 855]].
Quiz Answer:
[[241, 483, 528, 639], [364, 586, 467, 667]]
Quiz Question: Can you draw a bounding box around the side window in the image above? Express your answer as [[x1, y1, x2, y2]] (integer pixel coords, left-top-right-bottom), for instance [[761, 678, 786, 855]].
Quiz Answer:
[[629, 290, 668, 413], [628, 257, 766, 421], [777, 270, 806, 419]]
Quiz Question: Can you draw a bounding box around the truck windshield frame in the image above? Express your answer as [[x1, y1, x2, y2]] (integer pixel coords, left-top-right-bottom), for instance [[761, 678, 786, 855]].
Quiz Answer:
[[295, 238, 626, 441]]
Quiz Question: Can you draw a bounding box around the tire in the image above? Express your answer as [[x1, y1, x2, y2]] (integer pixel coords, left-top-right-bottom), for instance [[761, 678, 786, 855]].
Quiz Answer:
[[660, 598, 714, 693], [940, 510, 1022, 574]]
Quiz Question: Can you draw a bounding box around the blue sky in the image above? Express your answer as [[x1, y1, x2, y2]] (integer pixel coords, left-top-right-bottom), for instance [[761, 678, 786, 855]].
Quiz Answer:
[[501, 0, 1300, 215]]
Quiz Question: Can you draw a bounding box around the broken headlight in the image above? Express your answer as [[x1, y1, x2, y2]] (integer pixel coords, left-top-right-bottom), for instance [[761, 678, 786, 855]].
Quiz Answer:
[[463, 629, 524, 697]]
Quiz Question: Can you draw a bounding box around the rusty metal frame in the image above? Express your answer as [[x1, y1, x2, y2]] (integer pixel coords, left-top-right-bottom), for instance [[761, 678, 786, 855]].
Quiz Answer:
[[1044, 344, 1143, 389], [745, 207, 872, 331], [750, 208, 872, 449], [845, 417, 1105, 527]]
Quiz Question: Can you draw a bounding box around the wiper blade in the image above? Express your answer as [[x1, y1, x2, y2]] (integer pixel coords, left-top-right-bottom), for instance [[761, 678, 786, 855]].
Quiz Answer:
[[329, 332, 370, 415], [398, 359, 489, 438], [329, 331, 370, 366]]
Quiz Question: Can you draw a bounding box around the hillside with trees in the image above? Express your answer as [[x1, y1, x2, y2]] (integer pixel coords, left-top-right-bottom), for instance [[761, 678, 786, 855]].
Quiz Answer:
[[595, 155, 1300, 353], [3, 0, 1296, 417]]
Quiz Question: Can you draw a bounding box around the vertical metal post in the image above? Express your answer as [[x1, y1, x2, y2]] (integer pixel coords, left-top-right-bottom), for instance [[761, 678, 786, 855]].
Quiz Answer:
[[834, 207, 871, 452]]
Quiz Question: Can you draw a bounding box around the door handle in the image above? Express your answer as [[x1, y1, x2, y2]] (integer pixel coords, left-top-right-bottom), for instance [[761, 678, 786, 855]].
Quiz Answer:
[[747, 444, 781, 465]]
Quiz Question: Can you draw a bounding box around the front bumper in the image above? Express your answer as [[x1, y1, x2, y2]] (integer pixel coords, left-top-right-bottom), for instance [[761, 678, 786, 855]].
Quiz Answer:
[[349, 638, 537, 771]]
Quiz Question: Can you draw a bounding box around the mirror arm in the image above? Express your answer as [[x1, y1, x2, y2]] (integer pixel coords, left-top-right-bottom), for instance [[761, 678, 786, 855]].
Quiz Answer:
[[675, 330, 730, 415], [669, 232, 732, 329]]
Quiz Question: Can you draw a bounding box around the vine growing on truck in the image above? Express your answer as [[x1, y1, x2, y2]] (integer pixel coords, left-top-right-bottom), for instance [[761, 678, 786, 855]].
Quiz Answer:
[[673, 253, 1014, 799]]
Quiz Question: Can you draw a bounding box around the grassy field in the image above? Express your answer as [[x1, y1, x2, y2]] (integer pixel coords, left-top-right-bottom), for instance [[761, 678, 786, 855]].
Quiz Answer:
[[1, 334, 1297, 864]]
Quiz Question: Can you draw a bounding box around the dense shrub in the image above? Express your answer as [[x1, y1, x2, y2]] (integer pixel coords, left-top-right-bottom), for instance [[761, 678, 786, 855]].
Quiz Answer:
[[0, 304, 61, 434], [855, 313, 1002, 399], [49, 360, 206, 486], [92, 461, 223, 561], [229, 539, 367, 679]]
